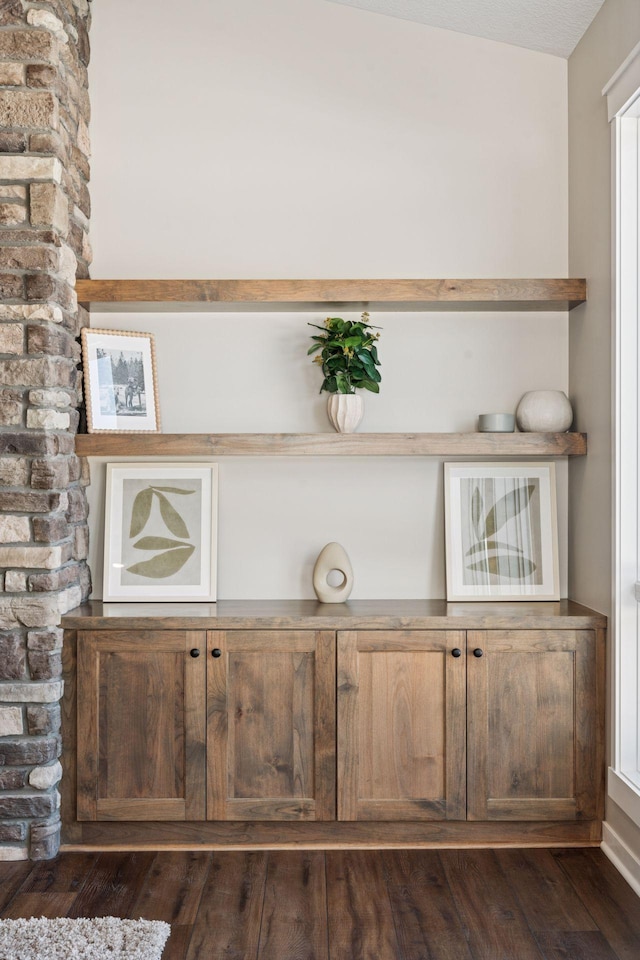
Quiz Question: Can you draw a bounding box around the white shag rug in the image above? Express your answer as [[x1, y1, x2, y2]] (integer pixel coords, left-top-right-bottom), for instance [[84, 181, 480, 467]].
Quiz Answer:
[[0, 917, 171, 960]]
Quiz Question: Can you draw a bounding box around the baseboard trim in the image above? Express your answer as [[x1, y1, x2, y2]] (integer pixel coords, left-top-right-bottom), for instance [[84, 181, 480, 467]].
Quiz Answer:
[[62, 818, 602, 850], [602, 821, 640, 897]]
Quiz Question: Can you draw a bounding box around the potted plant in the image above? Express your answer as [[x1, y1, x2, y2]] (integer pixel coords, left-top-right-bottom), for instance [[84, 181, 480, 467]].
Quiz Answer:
[[308, 311, 381, 432]]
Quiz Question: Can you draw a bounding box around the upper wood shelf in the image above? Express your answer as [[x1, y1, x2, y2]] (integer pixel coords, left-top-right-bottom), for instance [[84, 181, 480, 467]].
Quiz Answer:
[[76, 278, 587, 311], [75, 432, 587, 458]]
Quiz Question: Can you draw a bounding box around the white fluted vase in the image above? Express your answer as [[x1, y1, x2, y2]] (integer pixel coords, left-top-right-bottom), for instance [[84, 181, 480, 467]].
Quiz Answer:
[[327, 394, 364, 433]]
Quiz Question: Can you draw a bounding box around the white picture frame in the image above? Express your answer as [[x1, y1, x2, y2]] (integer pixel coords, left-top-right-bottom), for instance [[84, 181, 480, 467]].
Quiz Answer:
[[81, 328, 160, 433], [103, 463, 218, 602], [444, 462, 559, 601]]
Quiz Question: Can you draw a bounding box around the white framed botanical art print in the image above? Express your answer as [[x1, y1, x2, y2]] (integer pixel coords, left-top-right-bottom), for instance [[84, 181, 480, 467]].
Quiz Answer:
[[103, 463, 218, 602], [444, 462, 559, 601], [81, 328, 160, 433]]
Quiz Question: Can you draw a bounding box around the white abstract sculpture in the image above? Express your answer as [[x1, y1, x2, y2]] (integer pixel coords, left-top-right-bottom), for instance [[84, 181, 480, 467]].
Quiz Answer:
[[312, 542, 354, 603]]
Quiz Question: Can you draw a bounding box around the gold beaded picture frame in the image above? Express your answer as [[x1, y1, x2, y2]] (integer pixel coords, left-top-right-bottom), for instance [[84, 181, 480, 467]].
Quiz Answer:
[[81, 327, 160, 433]]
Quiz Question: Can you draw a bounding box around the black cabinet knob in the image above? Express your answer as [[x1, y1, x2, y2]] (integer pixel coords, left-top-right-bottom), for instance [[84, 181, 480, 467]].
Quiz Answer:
[[451, 648, 462, 658], [189, 648, 200, 658], [211, 648, 222, 658], [473, 648, 484, 658]]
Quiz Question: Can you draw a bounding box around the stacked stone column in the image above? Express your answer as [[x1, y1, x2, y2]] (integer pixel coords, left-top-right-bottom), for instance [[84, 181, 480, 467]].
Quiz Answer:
[[0, 0, 91, 859]]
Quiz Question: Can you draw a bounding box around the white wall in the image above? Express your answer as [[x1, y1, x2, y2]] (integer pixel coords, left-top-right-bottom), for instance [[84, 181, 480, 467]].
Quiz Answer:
[[88, 0, 570, 600], [568, 0, 640, 872]]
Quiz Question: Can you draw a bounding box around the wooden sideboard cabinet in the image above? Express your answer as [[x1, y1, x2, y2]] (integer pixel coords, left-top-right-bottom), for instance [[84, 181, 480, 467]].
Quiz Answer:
[[337, 628, 599, 824], [61, 599, 606, 850], [76, 628, 335, 824]]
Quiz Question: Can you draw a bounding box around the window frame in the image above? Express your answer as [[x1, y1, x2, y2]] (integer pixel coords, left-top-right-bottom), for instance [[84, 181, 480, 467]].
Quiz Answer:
[[609, 60, 640, 820]]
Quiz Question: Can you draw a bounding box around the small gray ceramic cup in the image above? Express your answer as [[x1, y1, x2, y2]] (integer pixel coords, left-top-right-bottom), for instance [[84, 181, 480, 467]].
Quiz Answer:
[[478, 413, 516, 432]]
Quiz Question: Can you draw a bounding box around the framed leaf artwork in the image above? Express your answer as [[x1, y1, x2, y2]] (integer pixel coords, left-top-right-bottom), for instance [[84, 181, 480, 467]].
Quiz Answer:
[[103, 463, 217, 601], [444, 462, 559, 601]]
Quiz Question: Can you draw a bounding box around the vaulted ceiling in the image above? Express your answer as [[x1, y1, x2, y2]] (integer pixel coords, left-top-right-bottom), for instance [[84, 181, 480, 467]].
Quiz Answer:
[[326, 0, 606, 58]]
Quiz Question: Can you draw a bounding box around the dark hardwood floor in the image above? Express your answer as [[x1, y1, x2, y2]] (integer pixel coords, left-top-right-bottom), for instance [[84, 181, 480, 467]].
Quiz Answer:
[[0, 848, 638, 959]]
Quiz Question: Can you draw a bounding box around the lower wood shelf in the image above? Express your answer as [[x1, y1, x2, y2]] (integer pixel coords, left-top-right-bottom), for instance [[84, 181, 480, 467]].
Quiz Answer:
[[75, 431, 587, 458]]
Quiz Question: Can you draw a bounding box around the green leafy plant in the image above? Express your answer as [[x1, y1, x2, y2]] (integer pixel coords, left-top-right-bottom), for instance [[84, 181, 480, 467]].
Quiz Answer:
[[308, 311, 381, 394]]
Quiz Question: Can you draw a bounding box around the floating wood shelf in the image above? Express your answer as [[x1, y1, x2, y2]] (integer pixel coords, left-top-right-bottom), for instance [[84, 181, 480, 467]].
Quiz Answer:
[[75, 432, 587, 458], [76, 278, 587, 311]]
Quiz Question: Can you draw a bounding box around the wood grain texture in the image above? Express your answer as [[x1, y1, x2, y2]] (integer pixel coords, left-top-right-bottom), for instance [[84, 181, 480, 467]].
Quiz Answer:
[[75, 630, 98, 821], [0, 862, 36, 913], [62, 598, 607, 632], [76, 630, 206, 822], [2, 849, 638, 960], [441, 849, 545, 960], [337, 631, 466, 821], [313, 632, 336, 822], [466, 630, 600, 822], [494, 848, 598, 933], [446, 634, 467, 821], [258, 852, 328, 960], [61, 629, 80, 842], [66, 616, 605, 847], [66, 851, 156, 919], [356, 647, 444, 801], [229, 642, 313, 806], [76, 277, 587, 309], [207, 631, 335, 822], [184, 851, 267, 960], [2, 893, 77, 919], [75, 430, 587, 457], [129, 851, 212, 960], [382, 849, 474, 960], [326, 851, 399, 960], [533, 931, 621, 960], [551, 848, 640, 960], [64, 817, 601, 849], [16, 852, 98, 895]]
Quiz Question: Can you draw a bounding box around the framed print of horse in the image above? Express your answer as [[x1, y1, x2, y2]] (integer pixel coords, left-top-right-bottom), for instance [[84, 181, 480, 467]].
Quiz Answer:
[[444, 462, 559, 601], [81, 328, 160, 433]]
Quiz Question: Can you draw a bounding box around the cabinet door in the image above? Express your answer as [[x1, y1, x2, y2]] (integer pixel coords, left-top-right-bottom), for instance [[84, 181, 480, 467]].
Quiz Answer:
[[76, 630, 206, 821], [337, 631, 466, 821], [467, 630, 600, 821], [207, 630, 335, 821]]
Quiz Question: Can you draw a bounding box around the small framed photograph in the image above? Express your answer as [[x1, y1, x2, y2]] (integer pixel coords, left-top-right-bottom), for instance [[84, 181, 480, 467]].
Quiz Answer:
[[81, 328, 160, 433], [104, 463, 218, 602], [444, 462, 559, 601]]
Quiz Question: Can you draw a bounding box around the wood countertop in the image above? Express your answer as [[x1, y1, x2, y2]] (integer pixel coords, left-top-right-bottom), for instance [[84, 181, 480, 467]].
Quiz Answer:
[[62, 598, 606, 631]]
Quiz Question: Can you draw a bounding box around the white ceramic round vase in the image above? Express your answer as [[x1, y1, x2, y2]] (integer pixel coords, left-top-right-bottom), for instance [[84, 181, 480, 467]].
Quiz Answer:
[[327, 394, 364, 433], [515, 390, 573, 432]]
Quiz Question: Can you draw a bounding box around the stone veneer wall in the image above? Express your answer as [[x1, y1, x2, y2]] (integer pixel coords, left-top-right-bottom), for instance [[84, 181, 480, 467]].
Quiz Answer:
[[0, 0, 91, 860]]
